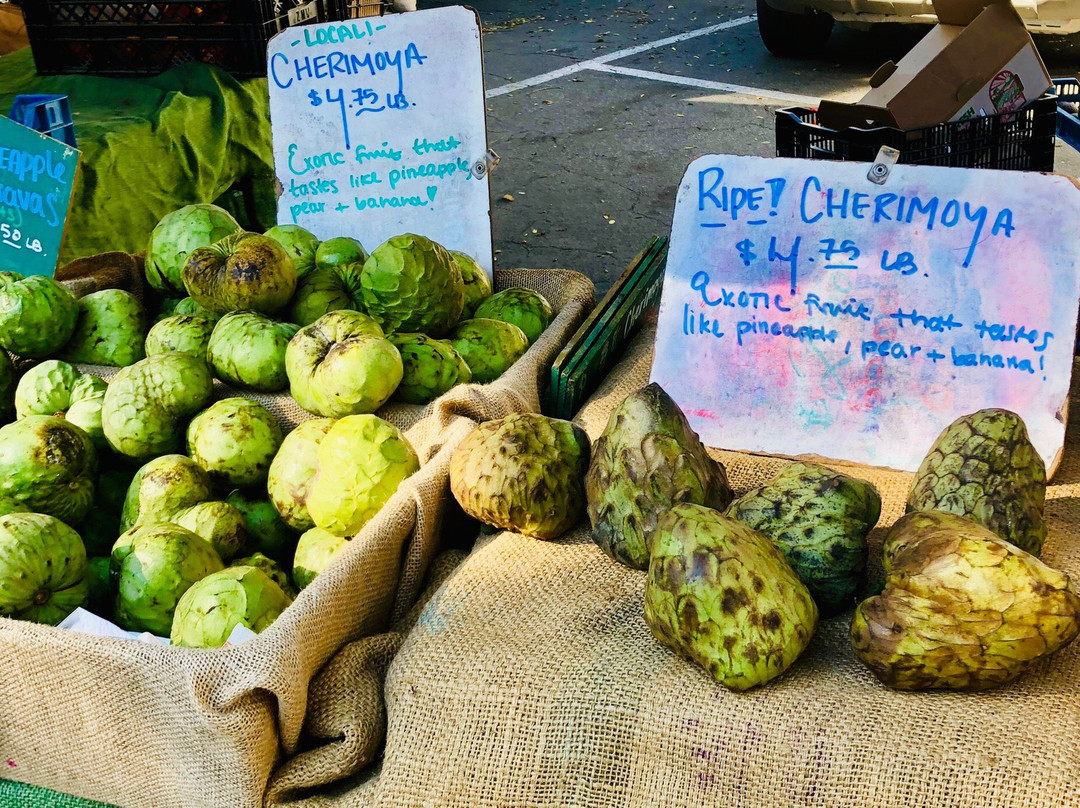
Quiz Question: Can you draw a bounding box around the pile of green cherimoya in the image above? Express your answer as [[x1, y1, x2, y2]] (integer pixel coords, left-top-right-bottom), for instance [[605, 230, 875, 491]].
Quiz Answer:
[[447, 384, 1080, 693], [0, 202, 554, 648], [144, 203, 555, 406]]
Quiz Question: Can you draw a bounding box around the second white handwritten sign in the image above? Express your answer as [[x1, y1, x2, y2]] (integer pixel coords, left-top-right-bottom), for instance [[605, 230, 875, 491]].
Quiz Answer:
[[651, 155, 1080, 474], [267, 7, 492, 272]]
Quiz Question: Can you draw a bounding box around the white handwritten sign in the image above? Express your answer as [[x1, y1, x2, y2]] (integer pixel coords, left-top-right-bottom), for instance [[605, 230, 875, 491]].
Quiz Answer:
[[266, 7, 492, 273], [651, 155, 1080, 474]]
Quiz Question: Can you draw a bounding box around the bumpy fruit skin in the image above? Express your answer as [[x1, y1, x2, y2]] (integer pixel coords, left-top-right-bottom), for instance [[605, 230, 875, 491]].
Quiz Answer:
[[726, 462, 881, 616], [285, 310, 402, 417], [182, 232, 297, 316], [450, 413, 590, 540], [172, 500, 249, 562], [120, 454, 212, 532], [171, 566, 292, 647], [187, 398, 283, 489], [232, 551, 297, 599], [645, 503, 819, 691], [287, 267, 356, 327], [171, 297, 220, 322], [906, 409, 1046, 556], [101, 354, 214, 460], [0, 513, 88, 625], [586, 383, 733, 570], [448, 318, 530, 384], [449, 250, 491, 319], [145, 203, 241, 296], [15, 361, 108, 448], [264, 224, 319, 279], [206, 311, 299, 393], [360, 233, 465, 336], [293, 526, 349, 590], [316, 237, 368, 270], [388, 333, 472, 404], [226, 490, 298, 563], [0, 273, 79, 358], [267, 418, 335, 531], [307, 414, 419, 537], [0, 416, 96, 525], [851, 511, 1080, 691], [57, 289, 147, 367], [145, 314, 215, 358], [111, 523, 224, 635], [473, 287, 553, 344]]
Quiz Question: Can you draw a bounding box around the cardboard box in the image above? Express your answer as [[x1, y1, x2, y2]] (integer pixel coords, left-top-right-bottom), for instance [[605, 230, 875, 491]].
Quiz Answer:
[[817, 0, 1051, 131]]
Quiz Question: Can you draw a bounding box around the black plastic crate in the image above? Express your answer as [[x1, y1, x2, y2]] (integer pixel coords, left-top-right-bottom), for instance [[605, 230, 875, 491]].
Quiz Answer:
[[775, 93, 1059, 172], [22, 0, 333, 77]]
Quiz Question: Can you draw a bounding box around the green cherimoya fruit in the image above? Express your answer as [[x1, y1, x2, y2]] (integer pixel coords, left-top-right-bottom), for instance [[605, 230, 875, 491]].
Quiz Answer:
[[171, 565, 292, 647], [473, 287, 553, 345], [448, 318, 529, 384], [0, 416, 96, 525], [726, 462, 881, 616], [0, 272, 80, 358], [182, 232, 297, 316], [264, 224, 319, 279], [293, 526, 349, 590], [145, 314, 215, 358], [645, 503, 819, 691], [111, 523, 224, 636], [586, 383, 733, 570], [57, 289, 147, 367], [306, 414, 419, 537], [285, 310, 401, 417], [232, 551, 297, 599], [0, 513, 87, 625], [226, 490, 298, 563], [101, 353, 214, 459], [388, 333, 472, 405], [450, 413, 590, 540], [15, 361, 108, 448], [449, 250, 492, 320], [360, 233, 464, 337], [120, 454, 212, 532], [906, 408, 1046, 556], [187, 398, 283, 490], [287, 267, 357, 327], [206, 311, 299, 393], [315, 237, 367, 270], [145, 203, 241, 296], [851, 511, 1080, 691], [172, 500, 249, 562], [172, 297, 221, 322], [267, 418, 335, 531]]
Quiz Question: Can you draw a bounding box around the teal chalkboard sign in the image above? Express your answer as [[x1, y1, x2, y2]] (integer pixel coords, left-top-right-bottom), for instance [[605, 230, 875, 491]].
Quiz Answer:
[[0, 115, 80, 275]]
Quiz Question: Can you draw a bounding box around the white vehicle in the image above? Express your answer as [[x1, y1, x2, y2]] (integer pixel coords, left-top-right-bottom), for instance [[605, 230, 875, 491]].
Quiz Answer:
[[756, 0, 1079, 58]]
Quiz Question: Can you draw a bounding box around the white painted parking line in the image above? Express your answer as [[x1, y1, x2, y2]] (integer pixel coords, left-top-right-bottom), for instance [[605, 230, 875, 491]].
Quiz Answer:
[[485, 15, 757, 99], [590, 63, 820, 106]]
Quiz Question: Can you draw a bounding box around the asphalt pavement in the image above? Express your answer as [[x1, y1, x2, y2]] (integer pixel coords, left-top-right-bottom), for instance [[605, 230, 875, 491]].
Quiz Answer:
[[429, 0, 1080, 297]]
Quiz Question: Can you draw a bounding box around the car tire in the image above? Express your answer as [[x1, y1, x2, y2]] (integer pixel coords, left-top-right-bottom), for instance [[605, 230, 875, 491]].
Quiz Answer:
[[756, 0, 835, 58]]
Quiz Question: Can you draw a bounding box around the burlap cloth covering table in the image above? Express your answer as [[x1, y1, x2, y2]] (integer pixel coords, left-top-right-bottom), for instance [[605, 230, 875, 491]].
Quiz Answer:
[[305, 320, 1080, 808], [0, 260, 595, 808]]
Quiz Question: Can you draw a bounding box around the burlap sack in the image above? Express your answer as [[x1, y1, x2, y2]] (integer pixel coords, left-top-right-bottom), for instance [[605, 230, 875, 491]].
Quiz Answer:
[[341, 322, 1080, 808], [0, 265, 594, 808]]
